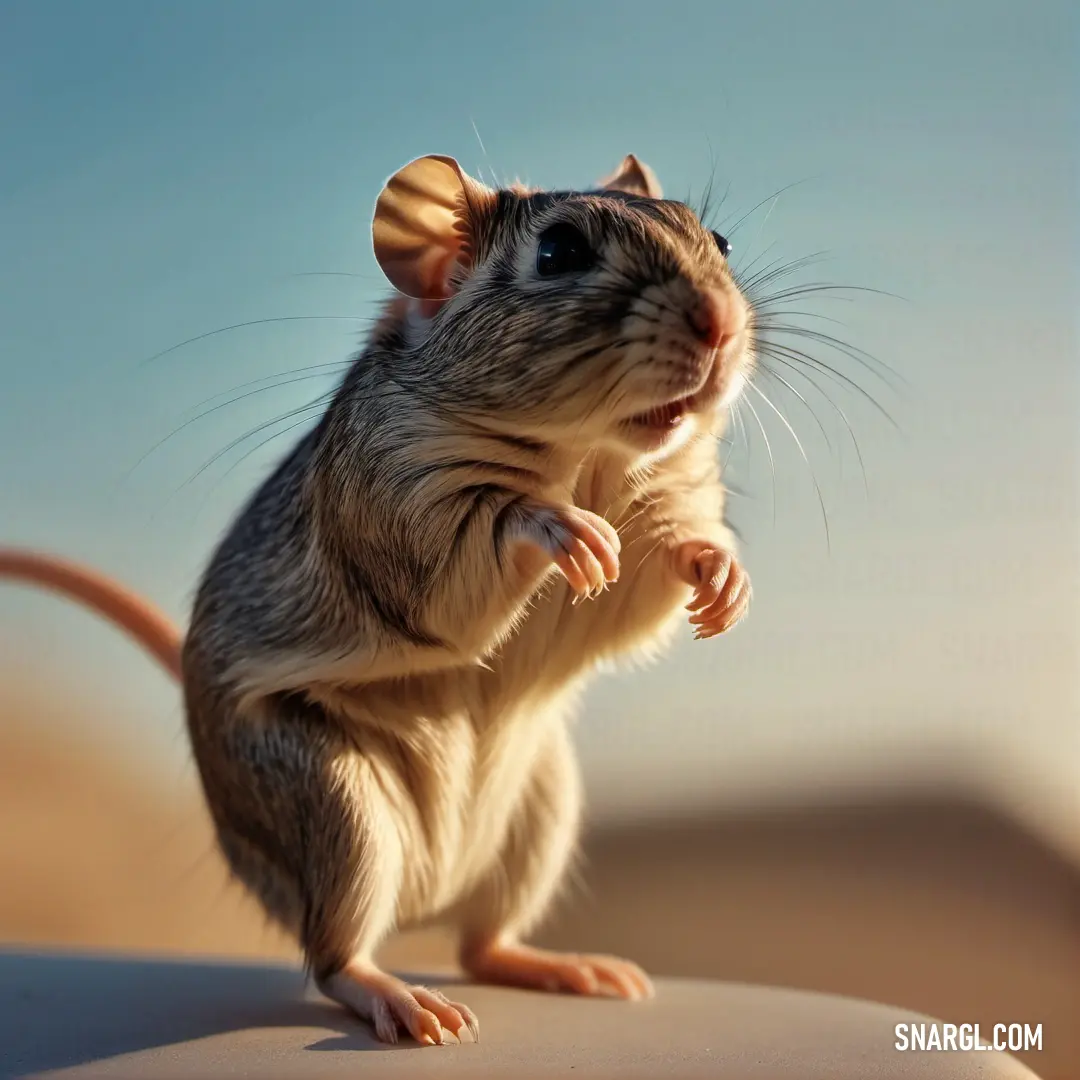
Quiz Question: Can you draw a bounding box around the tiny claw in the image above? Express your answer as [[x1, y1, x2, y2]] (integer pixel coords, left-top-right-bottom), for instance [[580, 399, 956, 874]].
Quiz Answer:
[[448, 999, 480, 1043]]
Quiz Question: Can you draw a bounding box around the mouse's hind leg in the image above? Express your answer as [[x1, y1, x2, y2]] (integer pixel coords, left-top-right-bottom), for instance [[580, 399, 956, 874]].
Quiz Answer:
[[188, 692, 476, 1046], [455, 718, 654, 1002]]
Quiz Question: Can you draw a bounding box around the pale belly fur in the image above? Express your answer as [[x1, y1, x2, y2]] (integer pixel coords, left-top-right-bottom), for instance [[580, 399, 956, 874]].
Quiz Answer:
[[315, 526, 694, 931]]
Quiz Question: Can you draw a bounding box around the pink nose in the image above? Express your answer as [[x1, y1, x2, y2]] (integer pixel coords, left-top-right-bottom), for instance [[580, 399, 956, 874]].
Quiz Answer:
[[686, 289, 735, 350]]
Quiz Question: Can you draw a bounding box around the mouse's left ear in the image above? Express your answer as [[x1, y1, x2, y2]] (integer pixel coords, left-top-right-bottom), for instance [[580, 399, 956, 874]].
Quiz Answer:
[[598, 154, 663, 199], [372, 155, 496, 315]]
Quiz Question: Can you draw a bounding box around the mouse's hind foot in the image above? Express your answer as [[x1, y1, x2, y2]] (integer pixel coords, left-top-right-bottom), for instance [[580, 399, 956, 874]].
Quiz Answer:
[[319, 963, 479, 1046], [462, 941, 654, 1001]]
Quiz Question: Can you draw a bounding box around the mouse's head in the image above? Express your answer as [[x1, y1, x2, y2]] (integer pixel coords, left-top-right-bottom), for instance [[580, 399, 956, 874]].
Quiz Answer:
[[372, 153, 752, 458]]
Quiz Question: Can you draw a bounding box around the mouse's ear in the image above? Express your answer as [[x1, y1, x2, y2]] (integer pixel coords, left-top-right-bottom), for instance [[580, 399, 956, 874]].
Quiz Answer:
[[597, 154, 663, 199], [372, 155, 496, 314]]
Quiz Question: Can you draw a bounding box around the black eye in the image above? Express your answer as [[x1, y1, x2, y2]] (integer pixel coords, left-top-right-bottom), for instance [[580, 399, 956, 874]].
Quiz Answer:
[[536, 223, 596, 277], [711, 231, 732, 258]]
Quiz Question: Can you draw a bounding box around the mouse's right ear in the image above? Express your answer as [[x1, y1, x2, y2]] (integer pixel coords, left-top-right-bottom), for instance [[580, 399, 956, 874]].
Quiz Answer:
[[372, 155, 496, 316], [598, 154, 663, 200]]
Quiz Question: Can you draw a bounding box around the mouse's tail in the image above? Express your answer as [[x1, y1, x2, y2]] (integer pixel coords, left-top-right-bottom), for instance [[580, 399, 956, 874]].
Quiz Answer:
[[0, 548, 183, 682]]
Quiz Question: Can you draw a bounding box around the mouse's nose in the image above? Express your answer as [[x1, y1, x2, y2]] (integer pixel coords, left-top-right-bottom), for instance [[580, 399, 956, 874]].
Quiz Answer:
[[685, 289, 741, 350]]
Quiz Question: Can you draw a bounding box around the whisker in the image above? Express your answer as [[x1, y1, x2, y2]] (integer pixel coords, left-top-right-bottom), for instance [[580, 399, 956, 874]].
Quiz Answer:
[[182, 361, 353, 414], [718, 177, 818, 237], [751, 281, 904, 306], [747, 379, 831, 552], [741, 394, 777, 528], [757, 322, 908, 391], [184, 411, 333, 532], [622, 532, 673, 588], [288, 271, 369, 280], [127, 365, 350, 479], [215, 414, 326, 488], [615, 505, 666, 554], [736, 397, 752, 471], [137, 316, 367, 368], [742, 191, 785, 260], [756, 364, 833, 455], [738, 252, 831, 295], [719, 399, 747, 475], [757, 341, 900, 431], [694, 173, 732, 231], [470, 117, 488, 158], [732, 240, 780, 283], [147, 398, 328, 524], [753, 307, 857, 326], [183, 397, 330, 491], [758, 355, 870, 499]]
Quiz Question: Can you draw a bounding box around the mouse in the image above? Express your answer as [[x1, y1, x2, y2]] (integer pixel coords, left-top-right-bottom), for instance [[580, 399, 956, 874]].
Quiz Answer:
[[0, 151, 753, 1046]]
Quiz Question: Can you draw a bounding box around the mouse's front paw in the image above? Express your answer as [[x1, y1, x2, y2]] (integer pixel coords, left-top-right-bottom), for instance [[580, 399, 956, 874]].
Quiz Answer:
[[510, 503, 620, 602], [672, 540, 751, 639]]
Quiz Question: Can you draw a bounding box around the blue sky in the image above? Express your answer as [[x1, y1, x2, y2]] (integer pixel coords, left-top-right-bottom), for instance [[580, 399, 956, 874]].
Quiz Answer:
[[1, 1, 1076, 827]]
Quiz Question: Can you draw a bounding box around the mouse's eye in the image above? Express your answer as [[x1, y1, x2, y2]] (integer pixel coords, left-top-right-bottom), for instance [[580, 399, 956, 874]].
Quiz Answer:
[[536, 223, 596, 277], [711, 231, 732, 258]]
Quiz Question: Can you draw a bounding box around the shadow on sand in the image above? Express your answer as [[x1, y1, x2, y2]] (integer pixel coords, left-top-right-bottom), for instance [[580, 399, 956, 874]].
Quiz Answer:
[[0, 949, 466, 1075]]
